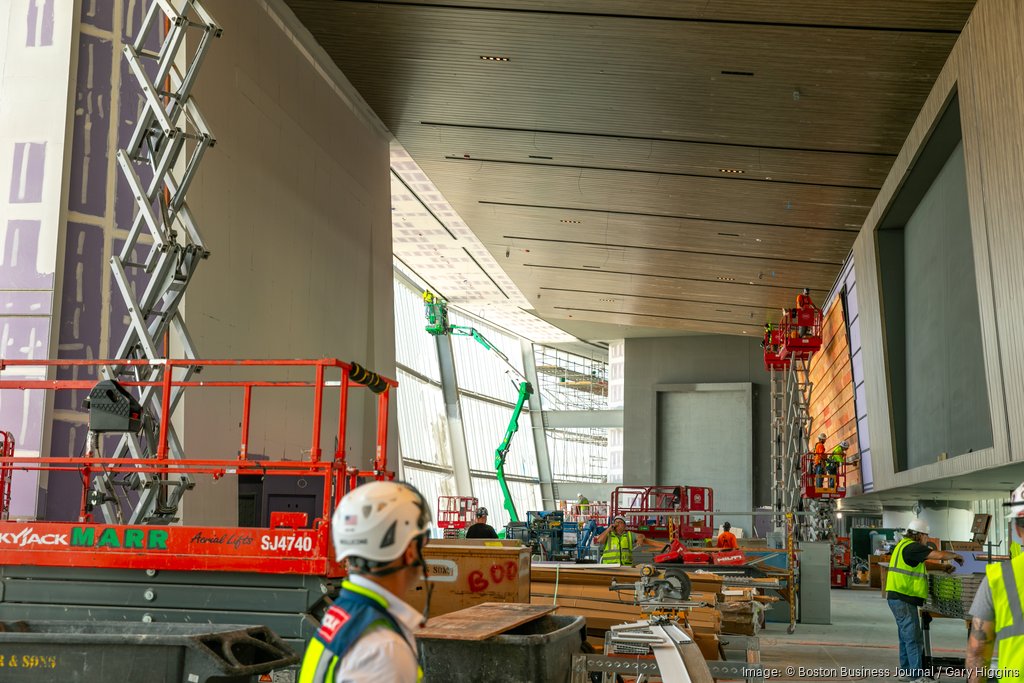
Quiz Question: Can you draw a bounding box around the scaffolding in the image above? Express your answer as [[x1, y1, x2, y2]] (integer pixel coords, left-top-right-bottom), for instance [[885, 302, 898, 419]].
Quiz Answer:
[[768, 308, 835, 541], [533, 346, 609, 411], [95, 0, 221, 525]]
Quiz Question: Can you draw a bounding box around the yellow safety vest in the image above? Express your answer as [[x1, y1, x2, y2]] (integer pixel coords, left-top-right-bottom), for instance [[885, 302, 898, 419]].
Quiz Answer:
[[1012, 541, 1021, 559], [299, 580, 423, 683], [987, 555, 1024, 681], [601, 531, 634, 565], [884, 538, 928, 599]]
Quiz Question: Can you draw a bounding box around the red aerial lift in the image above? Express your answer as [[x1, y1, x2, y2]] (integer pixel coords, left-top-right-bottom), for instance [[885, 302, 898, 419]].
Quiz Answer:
[[0, 431, 13, 520], [801, 452, 847, 500], [778, 304, 824, 359], [610, 485, 715, 542], [0, 357, 395, 576], [762, 326, 790, 371], [437, 495, 479, 538]]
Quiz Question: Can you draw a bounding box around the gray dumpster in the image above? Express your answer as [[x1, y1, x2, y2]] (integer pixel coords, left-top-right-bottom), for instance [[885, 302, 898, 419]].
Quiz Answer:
[[0, 620, 299, 683], [419, 614, 585, 682]]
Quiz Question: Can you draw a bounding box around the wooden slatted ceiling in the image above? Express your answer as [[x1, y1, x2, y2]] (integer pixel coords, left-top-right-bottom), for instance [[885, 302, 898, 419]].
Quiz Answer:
[[285, 0, 974, 338], [365, 0, 975, 32]]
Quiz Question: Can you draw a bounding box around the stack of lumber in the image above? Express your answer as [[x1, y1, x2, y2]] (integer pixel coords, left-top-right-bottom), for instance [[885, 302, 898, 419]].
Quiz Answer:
[[531, 565, 730, 657]]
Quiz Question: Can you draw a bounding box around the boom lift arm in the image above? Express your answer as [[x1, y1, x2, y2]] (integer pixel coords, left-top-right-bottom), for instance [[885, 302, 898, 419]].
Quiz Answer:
[[424, 291, 532, 523]]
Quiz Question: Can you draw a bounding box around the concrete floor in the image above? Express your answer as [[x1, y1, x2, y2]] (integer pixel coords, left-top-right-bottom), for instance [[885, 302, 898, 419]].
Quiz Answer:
[[729, 589, 969, 682]]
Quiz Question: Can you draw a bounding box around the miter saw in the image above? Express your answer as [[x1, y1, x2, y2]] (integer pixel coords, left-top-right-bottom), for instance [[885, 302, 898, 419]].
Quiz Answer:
[[610, 565, 696, 616]]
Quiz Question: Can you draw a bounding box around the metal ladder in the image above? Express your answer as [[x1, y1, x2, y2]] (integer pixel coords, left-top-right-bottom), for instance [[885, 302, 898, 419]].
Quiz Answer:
[[93, 0, 221, 525]]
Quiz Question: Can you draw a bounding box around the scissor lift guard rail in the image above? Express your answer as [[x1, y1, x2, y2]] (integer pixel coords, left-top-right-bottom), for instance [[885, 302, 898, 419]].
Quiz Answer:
[[0, 358, 398, 660]]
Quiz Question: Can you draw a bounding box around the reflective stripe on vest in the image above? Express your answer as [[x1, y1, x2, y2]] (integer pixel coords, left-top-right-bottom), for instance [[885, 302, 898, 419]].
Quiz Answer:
[[987, 554, 1024, 676], [298, 580, 423, 683], [601, 531, 634, 565], [884, 538, 928, 599]]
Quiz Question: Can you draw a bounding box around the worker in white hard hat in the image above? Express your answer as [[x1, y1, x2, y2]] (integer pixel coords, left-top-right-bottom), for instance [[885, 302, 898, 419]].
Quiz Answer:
[[966, 482, 1024, 682], [299, 481, 432, 683], [824, 439, 850, 489], [595, 515, 648, 565], [885, 517, 964, 682]]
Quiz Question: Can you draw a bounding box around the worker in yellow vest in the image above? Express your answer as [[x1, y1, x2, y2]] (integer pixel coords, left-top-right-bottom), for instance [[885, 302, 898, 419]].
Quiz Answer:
[[967, 482, 1024, 682], [885, 518, 964, 681], [299, 481, 431, 683], [595, 515, 648, 565]]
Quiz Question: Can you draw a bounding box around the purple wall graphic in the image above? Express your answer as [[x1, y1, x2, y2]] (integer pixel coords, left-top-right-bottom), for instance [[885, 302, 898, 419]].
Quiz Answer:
[[37, 0, 159, 520], [26, 0, 55, 47], [80, 0, 114, 33], [1, 220, 55, 289], [8, 142, 46, 204], [54, 223, 104, 412], [69, 34, 113, 217]]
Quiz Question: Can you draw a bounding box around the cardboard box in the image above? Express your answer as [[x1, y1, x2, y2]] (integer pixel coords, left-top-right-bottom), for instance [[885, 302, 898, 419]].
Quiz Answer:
[[406, 540, 531, 616]]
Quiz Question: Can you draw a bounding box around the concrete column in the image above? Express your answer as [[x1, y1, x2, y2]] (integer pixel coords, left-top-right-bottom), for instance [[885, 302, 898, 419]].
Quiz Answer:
[[521, 339, 555, 507], [435, 334, 474, 497]]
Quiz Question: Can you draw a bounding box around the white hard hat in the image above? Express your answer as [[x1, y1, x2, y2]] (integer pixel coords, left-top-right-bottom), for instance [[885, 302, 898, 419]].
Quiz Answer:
[[818, 433, 827, 441], [907, 518, 930, 535], [332, 481, 432, 563], [1006, 482, 1024, 520], [840, 440, 850, 449]]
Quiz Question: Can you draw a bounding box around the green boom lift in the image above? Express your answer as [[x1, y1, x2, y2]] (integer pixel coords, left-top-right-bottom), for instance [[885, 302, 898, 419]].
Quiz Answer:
[[423, 291, 532, 523]]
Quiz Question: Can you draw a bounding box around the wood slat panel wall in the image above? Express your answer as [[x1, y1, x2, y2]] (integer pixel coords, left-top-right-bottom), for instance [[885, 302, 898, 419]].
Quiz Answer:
[[809, 296, 860, 489], [850, 0, 1021, 494]]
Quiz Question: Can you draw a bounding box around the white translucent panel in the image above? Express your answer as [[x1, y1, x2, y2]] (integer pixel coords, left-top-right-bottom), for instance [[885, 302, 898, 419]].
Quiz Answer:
[[395, 370, 450, 468], [547, 428, 609, 482], [448, 310, 524, 403], [402, 466, 458, 536], [471, 476, 543, 532], [393, 279, 441, 381], [461, 396, 538, 478]]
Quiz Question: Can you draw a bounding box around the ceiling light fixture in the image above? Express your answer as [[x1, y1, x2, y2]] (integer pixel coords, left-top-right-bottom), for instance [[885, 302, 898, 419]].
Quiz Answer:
[[480, 55, 510, 62], [719, 168, 745, 174]]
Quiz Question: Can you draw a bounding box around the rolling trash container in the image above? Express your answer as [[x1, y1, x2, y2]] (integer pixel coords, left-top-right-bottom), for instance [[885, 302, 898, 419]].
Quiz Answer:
[[419, 614, 585, 682], [0, 620, 299, 683]]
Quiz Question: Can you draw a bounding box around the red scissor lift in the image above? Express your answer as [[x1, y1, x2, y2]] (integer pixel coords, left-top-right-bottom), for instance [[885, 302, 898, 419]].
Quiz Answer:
[[0, 431, 13, 520], [437, 496, 479, 538], [801, 452, 847, 500], [0, 358, 396, 576], [778, 305, 823, 360], [611, 485, 714, 542], [762, 328, 790, 371]]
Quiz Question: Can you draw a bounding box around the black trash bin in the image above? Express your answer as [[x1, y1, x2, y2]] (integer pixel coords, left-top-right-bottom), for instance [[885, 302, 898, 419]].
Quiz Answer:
[[0, 620, 299, 683], [419, 614, 585, 682]]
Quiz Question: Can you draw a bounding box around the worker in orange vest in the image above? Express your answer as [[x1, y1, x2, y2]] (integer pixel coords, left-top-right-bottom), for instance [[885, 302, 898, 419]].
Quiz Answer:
[[794, 288, 815, 337], [716, 522, 739, 549], [813, 433, 828, 487]]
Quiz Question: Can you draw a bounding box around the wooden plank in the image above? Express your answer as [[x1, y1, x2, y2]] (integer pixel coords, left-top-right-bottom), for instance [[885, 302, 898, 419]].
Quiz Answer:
[[417, 603, 555, 641]]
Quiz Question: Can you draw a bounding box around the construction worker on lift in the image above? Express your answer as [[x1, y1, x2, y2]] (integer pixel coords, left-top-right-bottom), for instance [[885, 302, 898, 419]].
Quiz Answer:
[[813, 433, 828, 487], [595, 515, 648, 565], [967, 482, 1024, 682], [794, 287, 815, 337], [300, 481, 431, 683], [825, 440, 848, 489]]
